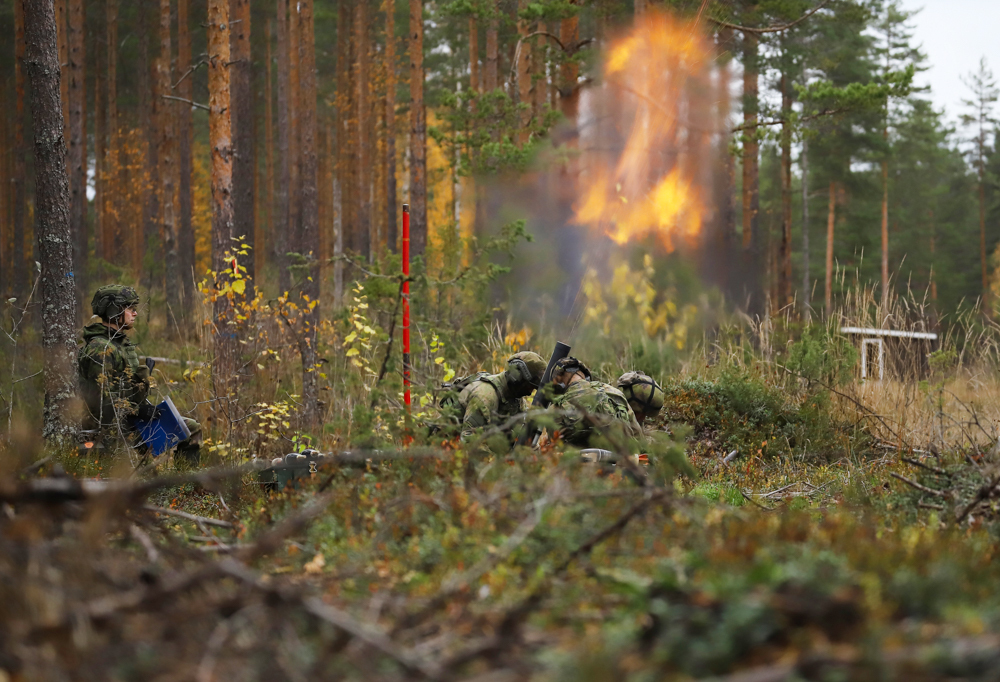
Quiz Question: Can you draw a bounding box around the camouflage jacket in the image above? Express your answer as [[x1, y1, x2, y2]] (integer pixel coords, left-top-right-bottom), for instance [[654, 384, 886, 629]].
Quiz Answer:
[[78, 322, 150, 429], [548, 380, 643, 447], [457, 373, 523, 442]]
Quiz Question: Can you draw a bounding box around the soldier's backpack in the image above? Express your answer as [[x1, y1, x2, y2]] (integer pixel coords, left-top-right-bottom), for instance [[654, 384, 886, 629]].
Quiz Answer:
[[438, 372, 498, 414]]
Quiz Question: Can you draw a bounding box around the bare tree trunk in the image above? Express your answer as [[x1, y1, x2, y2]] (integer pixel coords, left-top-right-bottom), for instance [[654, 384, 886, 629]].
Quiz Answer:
[[140, 1, 160, 288], [67, 0, 85, 313], [275, 0, 290, 291], [880, 135, 889, 308], [409, 0, 427, 256], [13, 0, 27, 299], [558, 10, 579, 122], [801, 133, 810, 318], [104, 0, 118, 264], [209, 0, 235, 397], [484, 9, 497, 92], [515, 0, 531, 145], [336, 1, 355, 256], [158, 0, 180, 330], [929, 209, 937, 304], [56, 0, 67, 142], [779, 67, 792, 309], [23, 0, 79, 443], [741, 30, 761, 315], [288, 2, 301, 259], [356, 0, 371, 261], [469, 15, 479, 95], [715, 27, 735, 298], [177, 0, 195, 311], [980, 168, 988, 313], [824, 180, 835, 315], [532, 20, 547, 122], [385, 0, 398, 253], [265, 18, 274, 281], [298, 0, 320, 425], [230, 0, 254, 289], [94, 31, 106, 262]]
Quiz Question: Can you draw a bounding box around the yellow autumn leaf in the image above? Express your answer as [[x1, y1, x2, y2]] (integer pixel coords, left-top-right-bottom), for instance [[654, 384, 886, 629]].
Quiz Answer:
[[231, 279, 246, 295], [346, 348, 360, 357]]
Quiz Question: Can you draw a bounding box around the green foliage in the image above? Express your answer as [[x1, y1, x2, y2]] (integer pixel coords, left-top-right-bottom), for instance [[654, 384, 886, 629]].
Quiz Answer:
[[784, 324, 858, 388]]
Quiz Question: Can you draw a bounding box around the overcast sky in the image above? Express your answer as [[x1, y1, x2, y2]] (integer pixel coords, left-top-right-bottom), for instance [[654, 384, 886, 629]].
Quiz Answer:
[[898, 0, 1000, 129]]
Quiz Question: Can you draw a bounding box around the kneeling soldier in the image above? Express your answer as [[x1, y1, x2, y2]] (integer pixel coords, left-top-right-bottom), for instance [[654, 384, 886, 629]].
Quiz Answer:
[[78, 284, 202, 464]]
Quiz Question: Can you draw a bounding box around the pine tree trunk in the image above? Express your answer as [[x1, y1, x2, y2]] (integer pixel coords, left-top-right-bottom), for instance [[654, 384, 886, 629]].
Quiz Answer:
[[980, 171, 988, 314], [825, 180, 835, 315], [297, 0, 320, 425], [715, 27, 735, 297], [385, 0, 398, 253], [929, 210, 937, 304], [515, 0, 531, 145], [140, 1, 160, 287], [94, 34, 106, 262], [484, 10, 497, 92], [880, 134, 889, 308], [558, 12, 579, 123], [230, 0, 254, 289], [333, 3, 346, 303], [336, 1, 355, 256], [158, 0, 180, 329], [56, 0, 68, 143], [177, 0, 195, 311], [104, 0, 118, 264], [23, 0, 79, 443], [0, 85, 9, 296], [469, 16, 479, 94], [741, 30, 761, 314], [264, 18, 274, 279], [779, 68, 792, 309], [275, 0, 290, 292], [801, 134, 810, 317], [532, 20, 547, 123], [209, 0, 235, 397], [66, 0, 85, 312], [288, 3, 301, 258], [356, 0, 371, 261], [409, 0, 427, 255], [13, 0, 27, 299]]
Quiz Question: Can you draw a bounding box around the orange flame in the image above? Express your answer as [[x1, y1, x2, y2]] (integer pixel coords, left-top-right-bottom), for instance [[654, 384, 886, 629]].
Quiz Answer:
[[574, 11, 713, 251]]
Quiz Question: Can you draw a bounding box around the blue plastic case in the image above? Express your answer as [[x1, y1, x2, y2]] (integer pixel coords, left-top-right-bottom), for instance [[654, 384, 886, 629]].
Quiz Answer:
[[135, 397, 191, 456]]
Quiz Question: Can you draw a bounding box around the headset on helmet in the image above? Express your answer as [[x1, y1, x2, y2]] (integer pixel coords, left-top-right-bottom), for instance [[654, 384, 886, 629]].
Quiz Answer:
[[91, 284, 140, 322], [505, 351, 546, 389], [553, 356, 592, 382]]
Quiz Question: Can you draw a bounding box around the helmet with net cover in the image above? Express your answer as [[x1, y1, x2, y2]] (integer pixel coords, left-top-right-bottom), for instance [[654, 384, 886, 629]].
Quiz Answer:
[[617, 371, 664, 421], [551, 356, 592, 388], [91, 284, 140, 322], [505, 351, 547, 389]]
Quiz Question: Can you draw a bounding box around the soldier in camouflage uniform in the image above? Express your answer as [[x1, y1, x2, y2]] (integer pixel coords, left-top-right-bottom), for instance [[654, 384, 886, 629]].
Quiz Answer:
[[547, 357, 643, 447], [457, 351, 547, 442], [78, 285, 202, 464], [617, 371, 665, 425]]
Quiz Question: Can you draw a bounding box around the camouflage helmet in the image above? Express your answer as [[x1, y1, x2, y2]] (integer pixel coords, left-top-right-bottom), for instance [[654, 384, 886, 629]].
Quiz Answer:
[[91, 284, 140, 321], [617, 371, 664, 420], [552, 356, 592, 382], [505, 351, 546, 389]]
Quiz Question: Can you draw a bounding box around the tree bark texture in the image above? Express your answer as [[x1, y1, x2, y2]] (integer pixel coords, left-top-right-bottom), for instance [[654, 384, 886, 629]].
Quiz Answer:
[[103, 0, 118, 264], [355, 0, 371, 261], [140, 1, 160, 287], [208, 0, 235, 394], [336, 1, 355, 257], [880, 138, 889, 307], [484, 9, 497, 92], [275, 0, 290, 292], [230, 0, 254, 288], [515, 0, 531, 144], [741, 30, 761, 315], [265, 18, 274, 278], [825, 180, 835, 315], [55, 0, 67, 142], [177, 0, 195, 311], [469, 16, 479, 94], [67, 0, 85, 312], [13, 0, 27, 298], [409, 0, 427, 256], [386, 0, 398, 253], [558, 11, 579, 124], [779, 69, 792, 309], [801, 134, 810, 316], [288, 2, 301, 258], [297, 0, 320, 426], [979, 170, 988, 312], [22, 0, 79, 443], [532, 20, 547, 122], [158, 0, 180, 327]]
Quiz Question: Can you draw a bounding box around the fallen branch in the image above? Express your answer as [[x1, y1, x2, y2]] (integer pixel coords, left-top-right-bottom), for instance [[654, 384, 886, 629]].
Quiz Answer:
[[890, 472, 946, 498], [142, 504, 234, 528]]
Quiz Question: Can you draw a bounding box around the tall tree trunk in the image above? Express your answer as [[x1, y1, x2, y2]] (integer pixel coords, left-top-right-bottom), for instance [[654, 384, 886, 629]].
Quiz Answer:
[[67, 0, 85, 313], [824, 180, 835, 315], [264, 18, 274, 281], [386, 0, 398, 253], [558, 10, 579, 123], [741, 29, 761, 314], [779, 67, 792, 309], [715, 27, 735, 298], [158, 0, 180, 330], [230, 0, 254, 289], [298, 0, 319, 425], [209, 0, 235, 397], [929, 209, 937, 304], [980, 168, 988, 314], [0, 85, 9, 296], [356, 0, 371, 261], [177, 0, 194, 311], [288, 2, 301, 258], [880, 135, 889, 308], [532, 20, 547, 123], [140, 1, 160, 287], [469, 15, 479, 94], [23, 0, 78, 443], [409, 0, 427, 256], [94, 32, 106, 262], [275, 0, 290, 292], [484, 8, 497, 92], [336, 1, 355, 256], [104, 0, 117, 264], [515, 0, 531, 144], [13, 0, 27, 299], [56, 0, 67, 142], [801, 133, 810, 318]]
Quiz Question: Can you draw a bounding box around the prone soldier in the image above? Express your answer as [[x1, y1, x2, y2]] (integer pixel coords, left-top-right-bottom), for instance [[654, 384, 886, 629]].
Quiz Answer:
[[546, 357, 643, 447], [616, 371, 665, 426], [456, 351, 547, 444], [78, 285, 202, 465]]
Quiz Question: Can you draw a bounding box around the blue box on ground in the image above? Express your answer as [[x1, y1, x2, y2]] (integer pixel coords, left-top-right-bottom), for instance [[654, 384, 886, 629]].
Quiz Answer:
[[135, 397, 191, 456]]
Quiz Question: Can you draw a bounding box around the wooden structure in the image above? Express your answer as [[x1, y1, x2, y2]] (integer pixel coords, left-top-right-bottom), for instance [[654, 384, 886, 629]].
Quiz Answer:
[[840, 326, 938, 381]]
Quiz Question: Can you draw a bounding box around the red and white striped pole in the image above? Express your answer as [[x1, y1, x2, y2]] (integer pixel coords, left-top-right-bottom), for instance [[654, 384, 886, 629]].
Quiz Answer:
[[402, 204, 411, 413]]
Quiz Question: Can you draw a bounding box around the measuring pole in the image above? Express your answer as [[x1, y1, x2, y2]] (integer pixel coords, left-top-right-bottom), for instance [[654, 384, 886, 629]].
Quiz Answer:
[[402, 204, 411, 413]]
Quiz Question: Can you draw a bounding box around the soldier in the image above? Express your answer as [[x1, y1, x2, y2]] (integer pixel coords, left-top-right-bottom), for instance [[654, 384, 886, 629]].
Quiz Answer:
[[457, 351, 547, 443], [547, 357, 643, 447], [617, 371, 665, 425], [79, 285, 202, 464]]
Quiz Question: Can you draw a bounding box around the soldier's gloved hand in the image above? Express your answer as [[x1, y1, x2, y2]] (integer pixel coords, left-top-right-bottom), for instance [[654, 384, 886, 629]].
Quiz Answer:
[[136, 400, 156, 422], [136, 364, 150, 382]]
